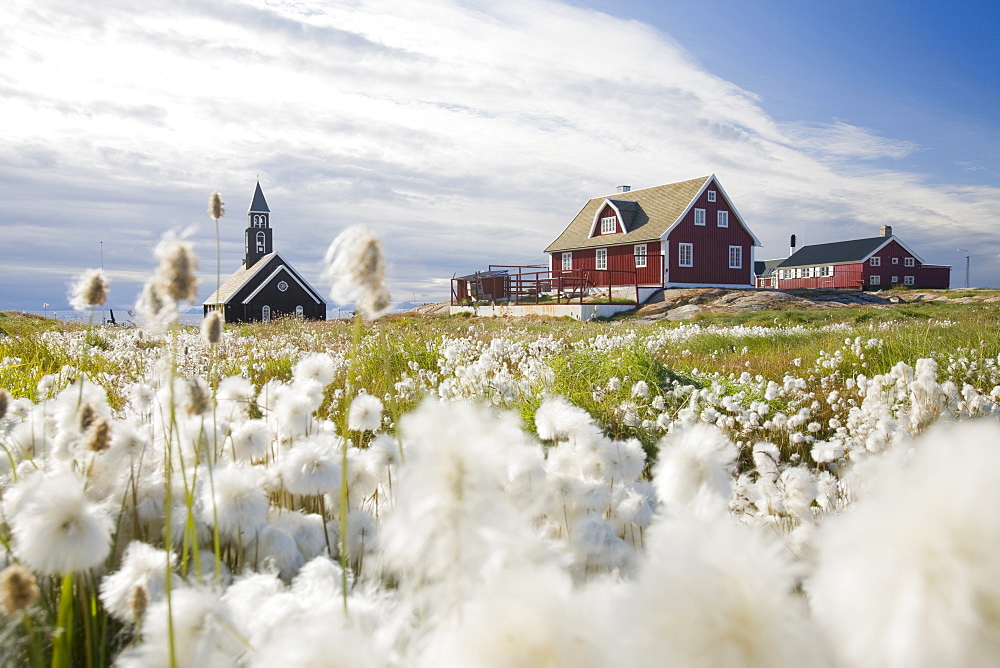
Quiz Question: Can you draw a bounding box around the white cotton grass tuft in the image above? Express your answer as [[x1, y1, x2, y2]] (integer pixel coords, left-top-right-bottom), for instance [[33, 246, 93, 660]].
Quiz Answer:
[[202, 310, 223, 345], [136, 231, 199, 332], [623, 514, 827, 667], [99, 541, 178, 624], [809, 420, 1000, 668], [198, 464, 269, 545], [381, 398, 548, 615], [292, 352, 338, 387], [652, 423, 738, 517], [208, 191, 225, 221], [69, 268, 109, 311], [280, 435, 343, 496], [323, 225, 391, 320], [119, 587, 245, 668], [534, 396, 600, 442], [348, 393, 383, 431], [10, 471, 113, 574]]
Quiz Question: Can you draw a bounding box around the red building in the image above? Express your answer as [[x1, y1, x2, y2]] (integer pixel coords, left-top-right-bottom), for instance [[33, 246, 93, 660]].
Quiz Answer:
[[771, 226, 950, 290], [544, 175, 760, 289]]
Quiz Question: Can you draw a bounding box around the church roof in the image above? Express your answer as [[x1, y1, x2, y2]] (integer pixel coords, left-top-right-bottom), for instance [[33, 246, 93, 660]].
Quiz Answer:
[[249, 181, 270, 213], [203, 252, 326, 306]]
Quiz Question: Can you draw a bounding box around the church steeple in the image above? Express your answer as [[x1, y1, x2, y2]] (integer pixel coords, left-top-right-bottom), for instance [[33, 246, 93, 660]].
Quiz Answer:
[[245, 181, 273, 267]]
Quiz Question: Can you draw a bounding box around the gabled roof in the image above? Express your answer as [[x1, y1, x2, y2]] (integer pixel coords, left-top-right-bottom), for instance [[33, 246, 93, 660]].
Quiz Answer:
[[249, 181, 270, 213], [776, 236, 918, 268], [545, 175, 759, 252], [754, 258, 785, 277], [202, 253, 325, 306]]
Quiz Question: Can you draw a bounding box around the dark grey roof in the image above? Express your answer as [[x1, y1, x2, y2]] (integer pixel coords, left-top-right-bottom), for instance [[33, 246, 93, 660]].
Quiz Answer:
[[203, 252, 326, 306], [777, 236, 889, 268], [754, 258, 785, 277], [607, 199, 640, 231], [249, 182, 270, 213]]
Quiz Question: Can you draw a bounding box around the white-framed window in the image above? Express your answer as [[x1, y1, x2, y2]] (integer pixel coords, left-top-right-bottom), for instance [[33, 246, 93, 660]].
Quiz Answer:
[[252, 214, 266, 228], [870, 275, 881, 286], [600, 216, 617, 234], [904, 275, 915, 285], [678, 243, 693, 267], [728, 245, 742, 269], [561, 252, 572, 271], [717, 210, 729, 228], [707, 190, 717, 202], [870, 257, 881, 267], [904, 257, 915, 267], [634, 244, 647, 268], [820, 265, 834, 277], [596, 248, 607, 270], [694, 208, 706, 226], [256, 231, 266, 253], [891, 275, 899, 283], [262, 305, 271, 322], [892, 257, 899, 264], [295, 305, 304, 318]]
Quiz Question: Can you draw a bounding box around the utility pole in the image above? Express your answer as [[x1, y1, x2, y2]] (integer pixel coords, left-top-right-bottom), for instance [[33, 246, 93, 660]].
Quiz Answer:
[[957, 249, 970, 288]]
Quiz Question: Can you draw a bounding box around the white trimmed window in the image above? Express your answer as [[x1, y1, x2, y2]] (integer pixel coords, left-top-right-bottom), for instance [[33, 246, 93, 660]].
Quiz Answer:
[[634, 244, 647, 268], [600, 216, 617, 234], [892, 257, 899, 264], [904, 275, 915, 285], [561, 252, 572, 271], [717, 211, 729, 228], [694, 208, 706, 226], [820, 265, 834, 277], [891, 275, 899, 283], [728, 245, 742, 269], [678, 243, 693, 267], [262, 305, 271, 322], [904, 257, 915, 267], [295, 305, 304, 318], [870, 257, 881, 267], [256, 231, 266, 253], [870, 275, 881, 286], [596, 248, 607, 270], [707, 190, 717, 202]]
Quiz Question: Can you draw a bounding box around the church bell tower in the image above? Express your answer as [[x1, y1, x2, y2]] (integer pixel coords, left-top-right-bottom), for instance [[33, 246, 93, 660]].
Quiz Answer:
[[245, 181, 273, 267]]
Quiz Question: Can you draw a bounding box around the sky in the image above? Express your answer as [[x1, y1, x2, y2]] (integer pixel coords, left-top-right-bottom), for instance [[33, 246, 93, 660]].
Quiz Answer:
[[2, 0, 999, 318]]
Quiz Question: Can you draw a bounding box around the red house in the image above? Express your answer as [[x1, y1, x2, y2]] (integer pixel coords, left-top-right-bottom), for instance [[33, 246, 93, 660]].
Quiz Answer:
[[545, 175, 760, 291], [772, 226, 950, 290]]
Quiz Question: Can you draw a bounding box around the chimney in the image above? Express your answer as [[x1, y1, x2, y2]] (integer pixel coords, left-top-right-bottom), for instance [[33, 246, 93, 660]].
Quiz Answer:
[[880, 225, 892, 238], [790, 233, 797, 257], [617, 185, 631, 193]]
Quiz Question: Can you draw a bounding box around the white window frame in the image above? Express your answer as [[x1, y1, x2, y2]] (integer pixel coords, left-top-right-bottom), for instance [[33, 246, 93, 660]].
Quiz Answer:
[[904, 257, 915, 267], [256, 231, 266, 253], [596, 248, 607, 270], [707, 190, 717, 202], [904, 275, 915, 285], [870, 275, 881, 286], [870, 257, 881, 267], [561, 252, 572, 272], [891, 275, 899, 284], [600, 216, 617, 234], [820, 265, 833, 277], [717, 210, 729, 228], [262, 305, 271, 322], [295, 305, 304, 318], [728, 245, 742, 269], [634, 244, 647, 268], [892, 257, 899, 264], [678, 243, 693, 267], [694, 208, 706, 226]]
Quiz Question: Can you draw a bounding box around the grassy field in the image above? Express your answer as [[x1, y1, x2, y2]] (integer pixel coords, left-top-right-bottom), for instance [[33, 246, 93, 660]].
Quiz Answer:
[[1, 299, 999, 665]]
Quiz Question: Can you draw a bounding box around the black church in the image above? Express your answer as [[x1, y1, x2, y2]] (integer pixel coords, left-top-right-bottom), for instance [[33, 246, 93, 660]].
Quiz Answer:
[[203, 183, 326, 322]]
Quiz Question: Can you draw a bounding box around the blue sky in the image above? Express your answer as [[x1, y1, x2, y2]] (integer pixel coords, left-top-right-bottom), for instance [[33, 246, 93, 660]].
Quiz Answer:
[[2, 0, 998, 317]]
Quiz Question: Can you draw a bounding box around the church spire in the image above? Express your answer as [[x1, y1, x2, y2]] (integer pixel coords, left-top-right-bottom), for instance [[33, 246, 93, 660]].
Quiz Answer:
[[245, 181, 273, 267]]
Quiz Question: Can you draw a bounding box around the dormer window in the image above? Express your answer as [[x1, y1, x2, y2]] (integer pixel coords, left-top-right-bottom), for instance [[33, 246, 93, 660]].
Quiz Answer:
[[707, 190, 717, 202], [600, 216, 617, 234]]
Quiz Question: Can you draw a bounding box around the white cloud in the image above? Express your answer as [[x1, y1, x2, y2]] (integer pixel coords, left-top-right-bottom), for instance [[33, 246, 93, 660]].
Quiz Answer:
[[2, 0, 999, 313]]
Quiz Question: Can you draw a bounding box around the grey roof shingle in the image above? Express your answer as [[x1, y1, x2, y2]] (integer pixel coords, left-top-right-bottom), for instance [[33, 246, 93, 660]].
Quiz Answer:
[[777, 237, 889, 268]]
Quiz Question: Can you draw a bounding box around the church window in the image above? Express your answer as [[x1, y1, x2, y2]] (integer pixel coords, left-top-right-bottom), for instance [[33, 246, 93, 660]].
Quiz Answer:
[[256, 231, 266, 253], [295, 305, 304, 318], [262, 305, 271, 322], [277, 280, 289, 292]]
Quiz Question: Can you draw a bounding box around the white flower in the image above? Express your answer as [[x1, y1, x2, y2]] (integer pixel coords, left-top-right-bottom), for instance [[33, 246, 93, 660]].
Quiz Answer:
[[348, 393, 383, 431], [323, 226, 391, 320], [68, 268, 109, 311], [199, 465, 269, 545], [11, 471, 113, 574], [99, 541, 178, 623], [280, 435, 343, 496], [652, 424, 737, 517]]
